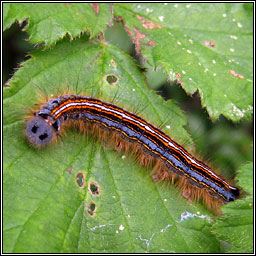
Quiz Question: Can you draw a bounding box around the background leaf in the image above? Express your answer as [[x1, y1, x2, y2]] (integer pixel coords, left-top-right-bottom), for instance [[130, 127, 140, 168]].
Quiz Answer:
[[3, 3, 253, 253], [213, 162, 253, 253], [114, 3, 253, 121], [3, 3, 112, 47]]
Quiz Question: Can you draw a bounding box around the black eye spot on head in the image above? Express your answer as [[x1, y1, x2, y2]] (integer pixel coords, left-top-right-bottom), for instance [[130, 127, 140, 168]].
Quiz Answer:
[[38, 113, 49, 119], [31, 125, 39, 134], [26, 117, 55, 146], [39, 133, 49, 140]]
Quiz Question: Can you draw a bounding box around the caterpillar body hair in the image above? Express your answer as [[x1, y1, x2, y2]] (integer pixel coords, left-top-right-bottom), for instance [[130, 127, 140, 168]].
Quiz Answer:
[[25, 94, 240, 214]]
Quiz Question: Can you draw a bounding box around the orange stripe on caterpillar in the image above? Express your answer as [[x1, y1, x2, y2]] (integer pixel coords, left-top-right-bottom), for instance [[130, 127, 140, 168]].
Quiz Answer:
[[25, 95, 240, 214]]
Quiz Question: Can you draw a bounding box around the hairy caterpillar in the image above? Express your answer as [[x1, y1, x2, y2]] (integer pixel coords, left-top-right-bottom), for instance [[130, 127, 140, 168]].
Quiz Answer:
[[25, 94, 240, 214]]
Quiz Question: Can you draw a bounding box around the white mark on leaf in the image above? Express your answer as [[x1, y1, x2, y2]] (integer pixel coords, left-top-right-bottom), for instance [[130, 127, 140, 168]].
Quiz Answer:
[[169, 70, 176, 80], [119, 224, 125, 231], [230, 103, 252, 118], [230, 35, 238, 40], [160, 224, 173, 233], [177, 211, 212, 223], [159, 16, 164, 21], [237, 22, 243, 28], [137, 233, 156, 252], [90, 223, 115, 231]]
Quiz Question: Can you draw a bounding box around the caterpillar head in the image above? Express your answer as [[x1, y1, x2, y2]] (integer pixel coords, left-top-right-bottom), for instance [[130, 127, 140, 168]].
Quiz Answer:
[[26, 110, 60, 147]]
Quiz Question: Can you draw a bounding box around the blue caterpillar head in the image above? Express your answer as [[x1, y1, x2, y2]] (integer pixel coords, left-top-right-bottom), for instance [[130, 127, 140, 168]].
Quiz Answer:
[[26, 117, 55, 147], [26, 109, 61, 147]]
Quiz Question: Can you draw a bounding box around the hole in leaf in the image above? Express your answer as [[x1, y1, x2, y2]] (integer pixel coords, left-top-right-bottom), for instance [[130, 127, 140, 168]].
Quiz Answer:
[[104, 74, 119, 86], [75, 172, 86, 188], [87, 202, 97, 216], [89, 182, 101, 196]]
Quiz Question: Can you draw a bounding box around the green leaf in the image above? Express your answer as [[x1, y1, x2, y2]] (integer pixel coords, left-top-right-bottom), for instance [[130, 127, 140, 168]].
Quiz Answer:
[[114, 3, 253, 121], [4, 36, 221, 253], [213, 162, 253, 253], [3, 3, 112, 47]]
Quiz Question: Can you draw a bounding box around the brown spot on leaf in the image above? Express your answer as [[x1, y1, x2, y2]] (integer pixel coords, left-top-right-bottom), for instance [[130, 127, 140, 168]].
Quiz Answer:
[[204, 41, 216, 48], [117, 18, 134, 41], [111, 59, 117, 67], [133, 27, 146, 53], [230, 69, 245, 79], [91, 3, 99, 15], [136, 15, 163, 29], [176, 73, 184, 86], [67, 166, 72, 174], [114, 16, 154, 54], [4, 81, 10, 87], [149, 40, 156, 47]]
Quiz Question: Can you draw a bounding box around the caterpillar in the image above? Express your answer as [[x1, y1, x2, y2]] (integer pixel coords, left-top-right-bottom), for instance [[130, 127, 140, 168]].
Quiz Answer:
[[25, 94, 240, 214]]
